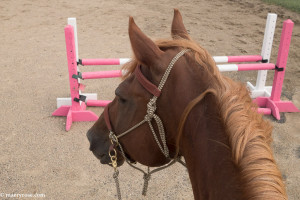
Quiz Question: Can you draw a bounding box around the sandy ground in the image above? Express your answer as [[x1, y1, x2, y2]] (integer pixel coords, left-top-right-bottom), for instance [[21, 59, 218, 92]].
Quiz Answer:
[[1, 0, 299, 199]]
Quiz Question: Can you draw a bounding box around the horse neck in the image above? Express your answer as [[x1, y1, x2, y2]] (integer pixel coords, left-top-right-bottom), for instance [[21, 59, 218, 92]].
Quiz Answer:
[[179, 94, 243, 200]]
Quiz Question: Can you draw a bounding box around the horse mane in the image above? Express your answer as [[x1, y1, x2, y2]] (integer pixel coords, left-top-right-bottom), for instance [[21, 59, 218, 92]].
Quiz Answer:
[[122, 37, 287, 199]]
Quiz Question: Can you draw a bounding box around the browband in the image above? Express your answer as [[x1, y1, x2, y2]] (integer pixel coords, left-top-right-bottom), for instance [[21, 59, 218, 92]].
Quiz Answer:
[[135, 65, 161, 97]]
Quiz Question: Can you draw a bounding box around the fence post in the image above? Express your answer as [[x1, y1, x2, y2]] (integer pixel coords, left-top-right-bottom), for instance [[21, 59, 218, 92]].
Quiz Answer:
[[247, 13, 277, 98]]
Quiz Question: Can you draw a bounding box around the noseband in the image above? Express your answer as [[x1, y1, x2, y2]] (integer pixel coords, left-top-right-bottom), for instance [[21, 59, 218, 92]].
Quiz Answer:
[[103, 49, 189, 199], [104, 49, 190, 158]]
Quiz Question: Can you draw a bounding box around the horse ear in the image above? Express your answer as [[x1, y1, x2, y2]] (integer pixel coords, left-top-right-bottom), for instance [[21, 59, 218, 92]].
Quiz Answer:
[[128, 16, 164, 66], [171, 9, 190, 40]]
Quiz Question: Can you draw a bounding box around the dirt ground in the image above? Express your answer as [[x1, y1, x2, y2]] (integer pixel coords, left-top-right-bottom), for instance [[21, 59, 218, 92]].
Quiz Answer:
[[1, 0, 299, 199]]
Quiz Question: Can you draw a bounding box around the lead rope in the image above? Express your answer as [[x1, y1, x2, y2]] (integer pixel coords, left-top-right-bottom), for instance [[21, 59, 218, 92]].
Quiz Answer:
[[113, 170, 121, 200], [108, 49, 190, 199], [118, 141, 184, 197], [142, 167, 151, 196], [109, 148, 122, 200], [110, 134, 186, 200]]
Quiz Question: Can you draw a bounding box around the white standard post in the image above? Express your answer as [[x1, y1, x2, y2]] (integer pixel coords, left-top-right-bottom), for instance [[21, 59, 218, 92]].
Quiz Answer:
[[247, 13, 277, 98]]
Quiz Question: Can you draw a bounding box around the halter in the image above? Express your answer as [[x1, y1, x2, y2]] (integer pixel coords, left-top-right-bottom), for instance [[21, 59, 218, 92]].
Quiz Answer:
[[104, 49, 189, 199]]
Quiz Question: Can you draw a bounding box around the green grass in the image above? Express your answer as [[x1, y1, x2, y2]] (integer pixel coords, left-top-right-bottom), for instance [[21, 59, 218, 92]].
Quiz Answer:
[[262, 0, 300, 13]]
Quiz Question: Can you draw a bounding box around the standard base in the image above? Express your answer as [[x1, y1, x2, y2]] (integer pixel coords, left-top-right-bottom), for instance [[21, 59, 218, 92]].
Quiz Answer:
[[247, 82, 272, 98], [254, 97, 300, 120], [52, 104, 98, 131]]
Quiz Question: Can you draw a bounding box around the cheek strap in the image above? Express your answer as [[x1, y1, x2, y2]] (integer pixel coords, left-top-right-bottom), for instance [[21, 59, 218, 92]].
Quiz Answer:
[[104, 106, 113, 132]]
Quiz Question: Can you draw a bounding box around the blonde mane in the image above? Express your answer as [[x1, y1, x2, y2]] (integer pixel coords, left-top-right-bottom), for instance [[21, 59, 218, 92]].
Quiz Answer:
[[122, 38, 287, 199]]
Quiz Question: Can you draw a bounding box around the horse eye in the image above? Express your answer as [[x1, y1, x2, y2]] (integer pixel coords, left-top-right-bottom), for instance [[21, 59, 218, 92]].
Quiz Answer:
[[115, 90, 126, 103], [118, 96, 127, 104], [115, 87, 127, 104]]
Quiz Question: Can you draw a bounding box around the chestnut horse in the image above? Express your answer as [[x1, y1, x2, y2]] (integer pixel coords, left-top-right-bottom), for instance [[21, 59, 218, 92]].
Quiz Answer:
[[87, 9, 287, 200]]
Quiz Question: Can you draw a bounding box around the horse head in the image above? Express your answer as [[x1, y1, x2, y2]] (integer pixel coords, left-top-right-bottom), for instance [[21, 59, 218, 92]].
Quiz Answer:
[[86, 9, 202, 167]]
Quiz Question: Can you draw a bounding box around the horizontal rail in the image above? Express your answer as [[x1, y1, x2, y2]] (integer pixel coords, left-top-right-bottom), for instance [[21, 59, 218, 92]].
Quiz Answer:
[[257, 108, 272, 115], [82, 70, 122, 79], [86, 100, 273, 116], [217, 63, 275, 72], [79, 55, 264, 66], [80, 63, 276, 79], [86, 100, 272, 115], [213, 55, 263, 63], [86, 100, 111, 107], [80, 58, 130, 65]]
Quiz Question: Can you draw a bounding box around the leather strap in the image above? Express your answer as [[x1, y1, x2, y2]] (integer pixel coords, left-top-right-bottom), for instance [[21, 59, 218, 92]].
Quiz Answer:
[[135, 65, 161, 97], [104, 65, 161, 134], [104, 106, 113, 131]]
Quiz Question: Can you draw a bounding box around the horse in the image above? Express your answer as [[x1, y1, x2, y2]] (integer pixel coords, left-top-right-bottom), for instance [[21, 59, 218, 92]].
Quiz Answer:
[[86, 9, 287, 200]]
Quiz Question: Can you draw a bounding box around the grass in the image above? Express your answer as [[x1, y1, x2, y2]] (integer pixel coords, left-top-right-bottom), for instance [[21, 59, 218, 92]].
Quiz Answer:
[[262, 0, 300, 13]]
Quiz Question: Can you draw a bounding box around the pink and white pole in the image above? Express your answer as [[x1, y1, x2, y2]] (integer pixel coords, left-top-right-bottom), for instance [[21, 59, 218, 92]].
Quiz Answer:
[[213, 55, 263, 63], [79, 55, 263, 66], [79, 58, 130, 66], [217, 63, 276, 71]]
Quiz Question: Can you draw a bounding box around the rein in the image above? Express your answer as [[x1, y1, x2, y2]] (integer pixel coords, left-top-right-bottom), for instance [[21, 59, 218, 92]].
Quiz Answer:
[[104, 49, 189, 199]]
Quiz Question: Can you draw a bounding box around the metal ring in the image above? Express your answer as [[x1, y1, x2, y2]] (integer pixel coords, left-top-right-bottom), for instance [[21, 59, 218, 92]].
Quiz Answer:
[[109, 148, 117, 158]]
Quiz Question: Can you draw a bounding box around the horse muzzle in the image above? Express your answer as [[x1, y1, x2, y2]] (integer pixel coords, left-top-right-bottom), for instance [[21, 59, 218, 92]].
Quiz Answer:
[[87, 129, 125, 167]]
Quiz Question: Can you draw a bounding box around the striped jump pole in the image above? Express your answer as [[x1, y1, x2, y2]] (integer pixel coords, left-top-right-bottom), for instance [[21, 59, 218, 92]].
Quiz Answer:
[[213, 55, 263, 63], [217, 63, 276, 72], [78, 55, 263, 66], [76, 63, 277, 77], [78, 58, 130, 66], [81, 70, 123, 79]]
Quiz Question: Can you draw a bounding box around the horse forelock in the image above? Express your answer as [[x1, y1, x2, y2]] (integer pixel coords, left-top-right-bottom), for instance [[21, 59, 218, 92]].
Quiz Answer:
[[122, 37, 287, 199]]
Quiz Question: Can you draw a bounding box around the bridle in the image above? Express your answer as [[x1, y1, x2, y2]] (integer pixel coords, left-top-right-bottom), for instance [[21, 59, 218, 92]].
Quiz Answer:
[[103, 49, 189, 199]]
